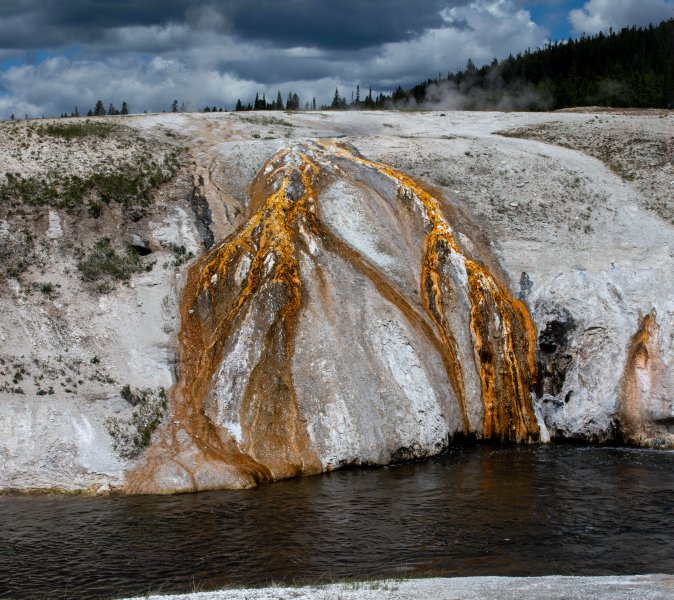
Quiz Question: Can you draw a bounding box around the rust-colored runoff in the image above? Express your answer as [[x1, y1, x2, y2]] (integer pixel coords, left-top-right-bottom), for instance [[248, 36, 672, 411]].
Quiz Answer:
[[127, 150, 324, 493], [291, 142, 539, 443], [465, 264, 539, 442], [128, 141, 540, 493], [618, 309, 661, 445], [322, 141, 539, 442]]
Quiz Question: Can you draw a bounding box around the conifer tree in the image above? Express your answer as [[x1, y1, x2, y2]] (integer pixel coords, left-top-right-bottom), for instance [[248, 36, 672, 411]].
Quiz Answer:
[[331, 88, 341, 109]]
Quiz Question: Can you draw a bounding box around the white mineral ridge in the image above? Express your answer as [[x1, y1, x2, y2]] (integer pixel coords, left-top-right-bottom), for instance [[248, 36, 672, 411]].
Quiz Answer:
[[125, 574, 674, 600]]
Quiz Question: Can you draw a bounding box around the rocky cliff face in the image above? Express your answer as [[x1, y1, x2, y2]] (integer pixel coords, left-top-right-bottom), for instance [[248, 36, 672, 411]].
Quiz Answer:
[[0, 110, 671, 495]]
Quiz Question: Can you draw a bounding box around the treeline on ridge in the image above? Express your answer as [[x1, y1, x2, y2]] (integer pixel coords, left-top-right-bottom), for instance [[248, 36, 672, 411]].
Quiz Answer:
[[398, 18, 674, 110], [234, 19, 673, 112]]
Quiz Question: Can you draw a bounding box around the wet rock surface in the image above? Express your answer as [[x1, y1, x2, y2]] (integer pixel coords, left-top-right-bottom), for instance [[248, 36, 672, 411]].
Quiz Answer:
[[128, 141, 539, 493]]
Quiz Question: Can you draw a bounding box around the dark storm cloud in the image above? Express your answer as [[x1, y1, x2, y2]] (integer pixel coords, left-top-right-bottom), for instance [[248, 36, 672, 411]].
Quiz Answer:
[[0, 0, 188, 28], [0, 0, 466, 51], [223, 0, 459, 49], [0, 0, 192, 48]]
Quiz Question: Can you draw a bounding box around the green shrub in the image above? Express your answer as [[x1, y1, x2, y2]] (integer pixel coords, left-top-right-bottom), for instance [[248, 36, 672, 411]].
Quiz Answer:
[[0, 229, 38, 279], [0, 152, 180, 220], [37, 121, 116, 140], [87, 199, 103, 218], [106, 387, 168, 458], [77, 238, 151, 285], [165, 243, 194, 267]]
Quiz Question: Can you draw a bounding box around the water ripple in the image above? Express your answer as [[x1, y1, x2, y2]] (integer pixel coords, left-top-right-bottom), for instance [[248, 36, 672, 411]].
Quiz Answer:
[[1, 445, 672, 599]]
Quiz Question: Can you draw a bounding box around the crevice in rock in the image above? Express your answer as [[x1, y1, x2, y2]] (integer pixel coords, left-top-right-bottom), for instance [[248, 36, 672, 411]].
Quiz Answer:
[[535, 305, 576, 398], [189, 179, 215, 250]]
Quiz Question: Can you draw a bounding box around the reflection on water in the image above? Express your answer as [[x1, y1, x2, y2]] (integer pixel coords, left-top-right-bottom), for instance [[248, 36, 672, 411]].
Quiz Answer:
[[1, 445, 672, 600]]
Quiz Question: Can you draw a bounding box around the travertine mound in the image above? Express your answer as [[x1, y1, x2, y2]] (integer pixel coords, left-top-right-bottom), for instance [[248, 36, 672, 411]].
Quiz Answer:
[[128, 141, 540, 493], [1, 110, 671, 495]]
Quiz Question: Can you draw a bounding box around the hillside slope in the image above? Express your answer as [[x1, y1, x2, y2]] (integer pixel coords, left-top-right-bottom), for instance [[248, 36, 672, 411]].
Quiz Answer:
[[0, 109, 671, 494]]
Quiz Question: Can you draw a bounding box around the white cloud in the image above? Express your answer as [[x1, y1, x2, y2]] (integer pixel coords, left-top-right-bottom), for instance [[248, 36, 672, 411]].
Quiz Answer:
[[0, 55, 259, 116], [104, 24, 193, 54], [0, 52, 346, 116], [569, 0, 674, 35], [364, 0, 548, 85], [0, 0, 551, 117]]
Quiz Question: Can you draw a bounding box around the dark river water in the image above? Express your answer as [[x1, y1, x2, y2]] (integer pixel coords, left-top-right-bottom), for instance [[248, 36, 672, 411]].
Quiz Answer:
[[1, 445, 672, 599]]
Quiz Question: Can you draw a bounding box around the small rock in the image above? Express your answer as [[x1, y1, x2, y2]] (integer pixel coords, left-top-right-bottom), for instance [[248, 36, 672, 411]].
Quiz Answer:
[[96, 483, 110, 495], [510, 202, 519, 208], [211, 273, 218, 285], [47, 210, 63, 239]]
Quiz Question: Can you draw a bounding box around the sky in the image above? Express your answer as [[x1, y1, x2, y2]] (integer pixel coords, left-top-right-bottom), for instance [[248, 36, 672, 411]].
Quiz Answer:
[[0, 0, 672, 117]]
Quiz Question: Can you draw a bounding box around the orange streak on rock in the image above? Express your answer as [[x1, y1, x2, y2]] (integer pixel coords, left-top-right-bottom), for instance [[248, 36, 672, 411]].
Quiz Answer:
[[466, 265, 539, 441], [127, 149, 323, 493], [618, 310, 662, 446], [129, 140, 540, 494], [323, 141, 539, 442]]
